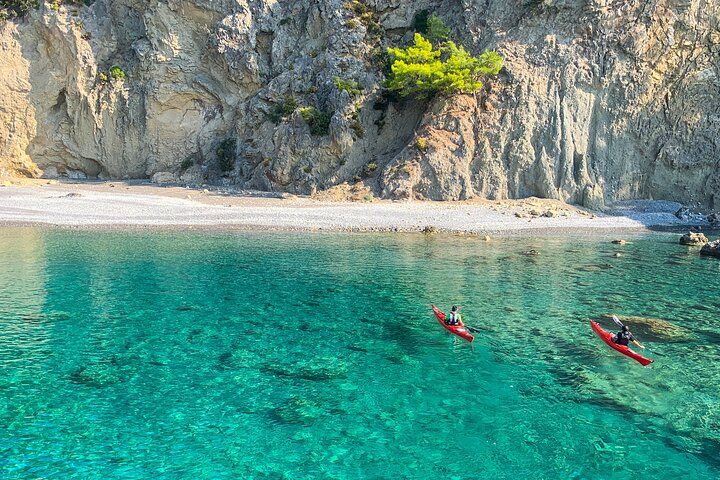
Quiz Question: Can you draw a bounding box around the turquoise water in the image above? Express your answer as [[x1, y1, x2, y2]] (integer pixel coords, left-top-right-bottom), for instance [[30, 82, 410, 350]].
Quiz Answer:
[[1, 228, 719, 479]]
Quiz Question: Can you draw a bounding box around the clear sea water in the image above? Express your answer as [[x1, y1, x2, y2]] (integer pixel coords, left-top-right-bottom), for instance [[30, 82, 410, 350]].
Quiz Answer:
[[1, 227, 719, 479]]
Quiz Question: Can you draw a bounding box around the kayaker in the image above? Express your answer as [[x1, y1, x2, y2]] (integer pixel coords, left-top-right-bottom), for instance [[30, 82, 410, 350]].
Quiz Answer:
[[612, 325, 645, 350], [446, 305, 463, 326]]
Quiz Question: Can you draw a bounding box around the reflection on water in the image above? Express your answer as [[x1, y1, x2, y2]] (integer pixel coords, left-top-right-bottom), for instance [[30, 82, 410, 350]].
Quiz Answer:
[[0, 228, 719, 478]]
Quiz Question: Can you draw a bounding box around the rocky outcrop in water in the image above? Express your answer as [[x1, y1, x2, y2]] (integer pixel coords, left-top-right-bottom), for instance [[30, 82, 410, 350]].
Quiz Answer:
[[679, 232, 708, 246], [1, 1, 718, 207], [700, 239, 720, 258]]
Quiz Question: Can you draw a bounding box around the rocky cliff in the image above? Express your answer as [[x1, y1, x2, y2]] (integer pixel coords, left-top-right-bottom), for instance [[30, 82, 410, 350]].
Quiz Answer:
[[1, 0, 718, 208]]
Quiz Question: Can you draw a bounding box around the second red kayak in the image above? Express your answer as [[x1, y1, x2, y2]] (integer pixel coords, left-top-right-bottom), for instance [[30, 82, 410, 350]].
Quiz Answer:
[[431, 304, 474, 342], [590, 321, 652, 366]]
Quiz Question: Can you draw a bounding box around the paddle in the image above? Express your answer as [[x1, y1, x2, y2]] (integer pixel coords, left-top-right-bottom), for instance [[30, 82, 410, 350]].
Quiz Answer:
[[455, 306, 486, 333], [612, 315, 663, 356]]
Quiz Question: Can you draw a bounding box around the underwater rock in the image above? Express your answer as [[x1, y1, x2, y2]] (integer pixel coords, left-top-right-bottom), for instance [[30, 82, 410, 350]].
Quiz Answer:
[[70, 363, 127, 388], [270, 396, 326, 426], [264, 356, 349, 381], [217, 348, 256, 370], [597, 314, 694, 342]]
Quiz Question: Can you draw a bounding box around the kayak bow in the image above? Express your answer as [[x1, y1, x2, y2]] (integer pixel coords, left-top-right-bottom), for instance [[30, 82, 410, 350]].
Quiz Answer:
[[431, 304, 474, 342], [590, 321, 652, 366]]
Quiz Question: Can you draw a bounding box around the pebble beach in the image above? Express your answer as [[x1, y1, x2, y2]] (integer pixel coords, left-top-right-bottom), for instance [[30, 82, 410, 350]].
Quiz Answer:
[[0, 180, 708, 234]]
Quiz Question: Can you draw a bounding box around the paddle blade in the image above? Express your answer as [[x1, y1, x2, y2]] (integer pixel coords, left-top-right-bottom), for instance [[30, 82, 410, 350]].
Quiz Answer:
[[612, 315, 624, 328]]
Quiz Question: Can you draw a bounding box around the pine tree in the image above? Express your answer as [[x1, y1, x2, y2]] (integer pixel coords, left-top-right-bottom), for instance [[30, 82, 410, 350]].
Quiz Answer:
[[386, 33, 503, 98]]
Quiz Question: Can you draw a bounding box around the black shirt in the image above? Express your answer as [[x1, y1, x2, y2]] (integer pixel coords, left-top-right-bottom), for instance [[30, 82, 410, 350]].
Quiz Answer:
[[614, 331, 636, 346]]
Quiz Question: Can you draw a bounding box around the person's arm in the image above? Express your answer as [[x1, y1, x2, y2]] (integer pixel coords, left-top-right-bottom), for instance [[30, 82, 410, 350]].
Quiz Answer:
[[632, 338, 645, 349], [458, 314, 464, 327]]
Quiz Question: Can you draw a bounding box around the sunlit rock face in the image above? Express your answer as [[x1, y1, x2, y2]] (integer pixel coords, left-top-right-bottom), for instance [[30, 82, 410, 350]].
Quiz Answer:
[[1, 0, 718, 207]]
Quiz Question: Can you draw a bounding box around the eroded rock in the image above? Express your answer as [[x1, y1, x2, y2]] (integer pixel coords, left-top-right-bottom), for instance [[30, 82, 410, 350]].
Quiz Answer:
[[700, 239, 720, 258], [679, 232, 708, 246]]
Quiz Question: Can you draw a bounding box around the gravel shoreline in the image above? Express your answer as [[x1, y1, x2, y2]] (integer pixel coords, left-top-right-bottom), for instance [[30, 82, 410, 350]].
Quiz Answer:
[[0, 181, 710, 235]]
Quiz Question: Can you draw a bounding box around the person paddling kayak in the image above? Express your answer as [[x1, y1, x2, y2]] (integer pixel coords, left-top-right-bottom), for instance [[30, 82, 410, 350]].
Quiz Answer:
[[446, 305, 463, 326], [612, 324, 645, 350]]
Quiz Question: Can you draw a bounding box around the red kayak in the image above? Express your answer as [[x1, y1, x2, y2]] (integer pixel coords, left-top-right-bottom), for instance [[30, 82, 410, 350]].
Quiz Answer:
[[590, 321, 652, 366], [431, 304, 474, 342]]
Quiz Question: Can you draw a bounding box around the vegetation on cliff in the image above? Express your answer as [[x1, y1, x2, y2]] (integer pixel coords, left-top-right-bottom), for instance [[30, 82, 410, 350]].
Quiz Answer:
[[386, 32, 503, 98], [0, 0, 36, 19], [1, 0, 93, 20]]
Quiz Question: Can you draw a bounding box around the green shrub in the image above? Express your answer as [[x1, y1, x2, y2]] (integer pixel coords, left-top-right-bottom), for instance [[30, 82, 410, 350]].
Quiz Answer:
[[268, 96, 298, 124], [334, 76, 362, 96], [216, 139, 236, 172], [350, 120, 364, 138], [0, 0, 38, 20], [180, 157, 194, 171], [98, 71, 108, 82], [344, 0, 382, 40], [413, 11, 450, 42], [349, 106, 363, 138], [385, 33, 503, 98], [109, 65, 126, 81], [366, 162, 377, 172], [345, 19, 358, 29], [345, 0, 370, 16], [415, 137, 427, 152], [426, 15, 450, 44], [299, 106, 331, 136]]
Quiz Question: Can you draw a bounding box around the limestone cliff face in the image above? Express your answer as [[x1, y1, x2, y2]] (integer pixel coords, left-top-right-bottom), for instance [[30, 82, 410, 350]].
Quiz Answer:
[[0, 0, 718, 208]]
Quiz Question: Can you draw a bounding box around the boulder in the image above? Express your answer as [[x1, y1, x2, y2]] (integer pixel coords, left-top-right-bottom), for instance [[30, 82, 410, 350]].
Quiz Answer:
[[700, 239, 720, 258], [151, 172, 178, 184], [675, 207, 692, 220], [180, 165, 206, 185], [679, 232, 709, 246], [708, 213, 720, 226]]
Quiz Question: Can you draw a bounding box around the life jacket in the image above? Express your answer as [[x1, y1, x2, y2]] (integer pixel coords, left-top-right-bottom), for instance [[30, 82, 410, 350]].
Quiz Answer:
[[614, 331, 631, 346], [448, 312, 461, 324]]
